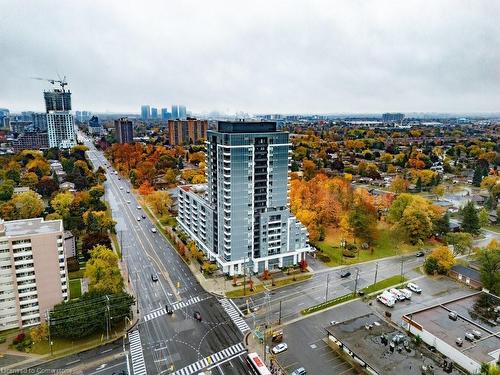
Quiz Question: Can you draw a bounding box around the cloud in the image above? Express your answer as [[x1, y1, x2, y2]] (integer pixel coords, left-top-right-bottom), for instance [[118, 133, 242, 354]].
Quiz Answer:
[[0, 0, 499, 114]]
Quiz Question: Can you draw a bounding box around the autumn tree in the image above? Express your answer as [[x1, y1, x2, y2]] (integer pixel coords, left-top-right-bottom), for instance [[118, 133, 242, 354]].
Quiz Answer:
[[302, 159, 316, 180], [20, 172, 39, 190], [51, 191, 74, 219], [138, 181, 155, 195], [11, 191, 44, 219], [30, 323, 48, 344], [348, 188, 378, 245], [36, 176, 58, 197], [146, 190, 172, 216], [424, 246, 455, 275], [0, 179, 15, 201], [84, 245, 123, 294], [390, 176, 409, 194]]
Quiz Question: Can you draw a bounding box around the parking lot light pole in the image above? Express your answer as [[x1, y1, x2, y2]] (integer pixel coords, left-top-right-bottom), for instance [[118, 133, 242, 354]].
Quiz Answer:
[[374, 262, 379, 285], [325, 274, 330, 302]]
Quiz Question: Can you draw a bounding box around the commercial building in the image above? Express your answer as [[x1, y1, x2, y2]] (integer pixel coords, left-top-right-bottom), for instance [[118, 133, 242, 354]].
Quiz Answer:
[[47, 112, 76, 149], [141, 105, 150, 120], [171, 105, 179, 119], [326, 313, 458, 375], [177, 121, 310, 276], [402, 292, 500, 374], [151, 107, 158, 119], [382, 113, 405, 123], [0, 218, 69, 330], [12, 132, 49, 152], [88, 116, 103, 136], [178, 105, 187, 120], [161, 108, 170, 120], [168, 118, 208, 145], [114, 117, 134, 144]]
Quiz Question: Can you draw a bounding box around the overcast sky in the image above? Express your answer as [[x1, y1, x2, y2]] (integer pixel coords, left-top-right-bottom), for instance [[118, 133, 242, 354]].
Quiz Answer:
[[1, 0, 499, 114]]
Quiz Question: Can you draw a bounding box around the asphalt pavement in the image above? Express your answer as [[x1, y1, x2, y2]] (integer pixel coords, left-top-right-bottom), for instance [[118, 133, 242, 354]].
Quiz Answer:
[[83, 137, 251, 375]]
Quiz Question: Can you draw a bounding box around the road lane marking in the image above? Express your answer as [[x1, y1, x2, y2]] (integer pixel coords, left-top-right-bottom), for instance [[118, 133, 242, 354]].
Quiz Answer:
[[173, 343, 246, 375], [220, 299, 250, 334], [128, 330, 147, 375]]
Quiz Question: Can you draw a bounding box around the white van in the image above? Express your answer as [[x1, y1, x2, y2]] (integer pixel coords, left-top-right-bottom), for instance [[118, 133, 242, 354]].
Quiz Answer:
[[377, 294, 395, 307]]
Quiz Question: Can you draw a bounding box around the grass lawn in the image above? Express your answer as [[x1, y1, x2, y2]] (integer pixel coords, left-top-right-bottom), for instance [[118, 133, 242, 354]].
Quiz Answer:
[[69, 279, 82, 300], [68, 269, 85, 280], [29, 321, 126, 355], [314, 224, 425, 267], [110, 232, 121, 259], [483, 224, 500, 234], [361, 275, 408, 295], [225, 274, 312, 298]]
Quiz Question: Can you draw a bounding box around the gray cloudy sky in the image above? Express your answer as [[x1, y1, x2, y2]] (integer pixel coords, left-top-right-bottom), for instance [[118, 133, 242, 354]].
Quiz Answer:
[[1, 0, 499, 114]]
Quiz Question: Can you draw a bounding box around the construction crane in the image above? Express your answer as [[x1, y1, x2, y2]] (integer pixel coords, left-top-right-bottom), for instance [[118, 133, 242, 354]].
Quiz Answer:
[[31, 76, 68, 91]]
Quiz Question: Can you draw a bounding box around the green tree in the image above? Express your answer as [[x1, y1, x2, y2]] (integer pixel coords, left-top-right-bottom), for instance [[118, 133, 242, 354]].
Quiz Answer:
[[50, 291, 134, 339], [461, 201, 480, 235], [11, 191, 44, 219], [0, 179, 15, 201], [476, 246, 500, 295], [433, 212, 450, 236], [84, 245, 123, 294], [445, 232, 473, 255], [478, 208, 489, 228]]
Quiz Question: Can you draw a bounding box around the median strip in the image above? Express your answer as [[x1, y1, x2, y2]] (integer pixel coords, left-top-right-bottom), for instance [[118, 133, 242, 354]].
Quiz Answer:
[[300, 275, 408, 315]]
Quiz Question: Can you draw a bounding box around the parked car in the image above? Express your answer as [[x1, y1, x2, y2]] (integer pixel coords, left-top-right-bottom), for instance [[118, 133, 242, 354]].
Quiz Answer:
[[291, 367, 307, 375], [151, 274, 158, 282], [407, 282, 422, 294], [340, 270, 351, 278], [380, 290, 397, 304], [399, 288, 412, 299], [464, 332, 474, 341], [455, 337, 463, 347], [193, 311, 202, 321], [389, 288, 406, 301], [448, 311, 458, 321], [271, 343, 288, 354]]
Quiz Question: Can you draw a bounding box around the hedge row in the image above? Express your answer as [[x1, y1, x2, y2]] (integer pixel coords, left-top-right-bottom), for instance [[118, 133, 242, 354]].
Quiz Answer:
[[301, 293, 355, 315]]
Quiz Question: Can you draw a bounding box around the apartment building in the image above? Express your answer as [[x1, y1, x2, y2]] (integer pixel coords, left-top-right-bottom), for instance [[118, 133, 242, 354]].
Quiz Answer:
[[177, 121, 310, 276], [168, 118, 208, 145], [114, 117, 134, 144], [0, 218, 68, 330]]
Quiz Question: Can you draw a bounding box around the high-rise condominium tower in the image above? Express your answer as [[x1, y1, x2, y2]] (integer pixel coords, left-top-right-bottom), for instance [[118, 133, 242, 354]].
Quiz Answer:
[[177, 121, 310, 275]]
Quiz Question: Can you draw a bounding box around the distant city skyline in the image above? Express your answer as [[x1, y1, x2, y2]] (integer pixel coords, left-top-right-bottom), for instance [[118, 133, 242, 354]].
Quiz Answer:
[[1, 1, 500, 114]]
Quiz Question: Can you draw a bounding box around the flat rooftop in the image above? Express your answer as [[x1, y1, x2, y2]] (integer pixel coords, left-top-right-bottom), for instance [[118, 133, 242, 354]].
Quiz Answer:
[[216, 121, 277, 133], [326, 313, 460, 375], [1, 218, 63, 237], [404, 293, 500, 365]]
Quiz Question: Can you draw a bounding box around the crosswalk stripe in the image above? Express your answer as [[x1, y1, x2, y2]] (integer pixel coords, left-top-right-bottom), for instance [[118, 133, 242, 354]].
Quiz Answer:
[[173, 342, 247, 375], [143, 296, 210, 323], [219, 298, 250, 334], [128, 330, 147, 375]]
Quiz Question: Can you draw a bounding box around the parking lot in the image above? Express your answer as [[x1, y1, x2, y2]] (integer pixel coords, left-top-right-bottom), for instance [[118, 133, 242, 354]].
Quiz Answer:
[[272, 300, 371, 374], [369, 275, 477, 326]]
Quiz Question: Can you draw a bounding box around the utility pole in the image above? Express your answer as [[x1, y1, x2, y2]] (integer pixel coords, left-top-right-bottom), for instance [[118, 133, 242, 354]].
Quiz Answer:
[[120, 230, 123, 261], [353, 268, 360, 296], [278, 300, 282, 325], [400, 256, 404, 282], [46, 310, 53, 356], [374, 262, 379, 285], [243, 257, 247, 296], [325, 274, 330, 302], [105, 295, 110, 340]]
